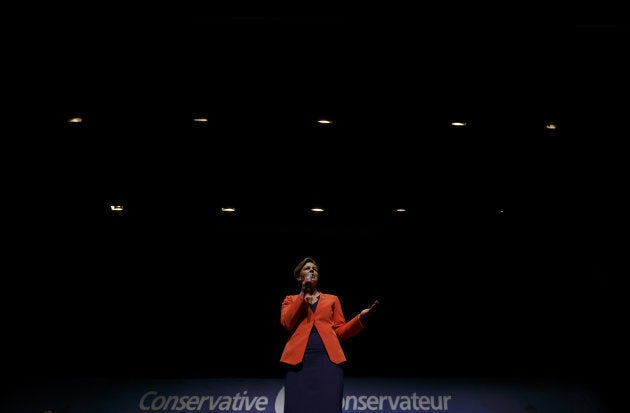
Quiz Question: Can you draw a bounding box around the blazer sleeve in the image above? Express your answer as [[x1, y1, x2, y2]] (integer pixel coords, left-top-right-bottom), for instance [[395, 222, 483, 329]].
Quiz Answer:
[[330, 295, 365, 341], [280, 295, 308, 331]]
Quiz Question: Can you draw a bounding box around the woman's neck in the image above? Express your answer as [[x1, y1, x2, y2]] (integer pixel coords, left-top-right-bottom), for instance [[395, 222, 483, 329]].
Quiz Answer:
[[304, 290, 320, 303]]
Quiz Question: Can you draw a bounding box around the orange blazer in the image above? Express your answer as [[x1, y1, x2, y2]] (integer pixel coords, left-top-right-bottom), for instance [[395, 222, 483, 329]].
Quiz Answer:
[[280, 293, 365, 365]]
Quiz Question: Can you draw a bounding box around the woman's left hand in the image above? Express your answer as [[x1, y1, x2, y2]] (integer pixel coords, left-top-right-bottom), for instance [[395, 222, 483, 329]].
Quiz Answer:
[[359, 300, 380, 320]]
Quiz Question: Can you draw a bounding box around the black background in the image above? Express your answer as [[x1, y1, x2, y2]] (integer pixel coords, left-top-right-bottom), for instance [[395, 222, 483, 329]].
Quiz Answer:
[[3, 7, 627, 411]]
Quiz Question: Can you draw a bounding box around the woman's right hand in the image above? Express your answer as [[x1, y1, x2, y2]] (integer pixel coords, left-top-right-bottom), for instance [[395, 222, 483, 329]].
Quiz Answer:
[[301, 273, 313, 294]]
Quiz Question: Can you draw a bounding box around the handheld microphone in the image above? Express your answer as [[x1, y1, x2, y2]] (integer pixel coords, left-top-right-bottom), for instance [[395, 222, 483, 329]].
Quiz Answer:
[[304, 273, 313, 293]]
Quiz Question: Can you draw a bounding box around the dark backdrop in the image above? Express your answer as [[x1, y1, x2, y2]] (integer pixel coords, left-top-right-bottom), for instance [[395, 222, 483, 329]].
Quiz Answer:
[[2, 11, 626, 413]]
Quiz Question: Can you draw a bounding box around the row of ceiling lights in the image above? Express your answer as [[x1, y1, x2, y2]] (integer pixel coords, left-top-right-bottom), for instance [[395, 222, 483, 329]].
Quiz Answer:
[[107, 204, 410, 214], [65, 116, 559, 130], [107, 203, 507, 216]]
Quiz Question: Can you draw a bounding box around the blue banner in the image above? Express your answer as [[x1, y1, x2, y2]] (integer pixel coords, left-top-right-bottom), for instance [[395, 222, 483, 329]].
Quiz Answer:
[[3, 377, 609, 413]]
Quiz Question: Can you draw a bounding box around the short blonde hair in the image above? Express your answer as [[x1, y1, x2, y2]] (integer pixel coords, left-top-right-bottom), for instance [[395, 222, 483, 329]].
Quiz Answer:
[[293, 257, 318, 279]]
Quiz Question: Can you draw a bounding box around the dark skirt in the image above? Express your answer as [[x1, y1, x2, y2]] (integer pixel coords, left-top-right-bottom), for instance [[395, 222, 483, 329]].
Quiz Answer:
[[284, 349, 344, 413]]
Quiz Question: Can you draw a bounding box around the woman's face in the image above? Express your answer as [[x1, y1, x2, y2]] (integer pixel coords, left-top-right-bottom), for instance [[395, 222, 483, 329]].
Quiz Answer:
[[299, 262, 319, 286]]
